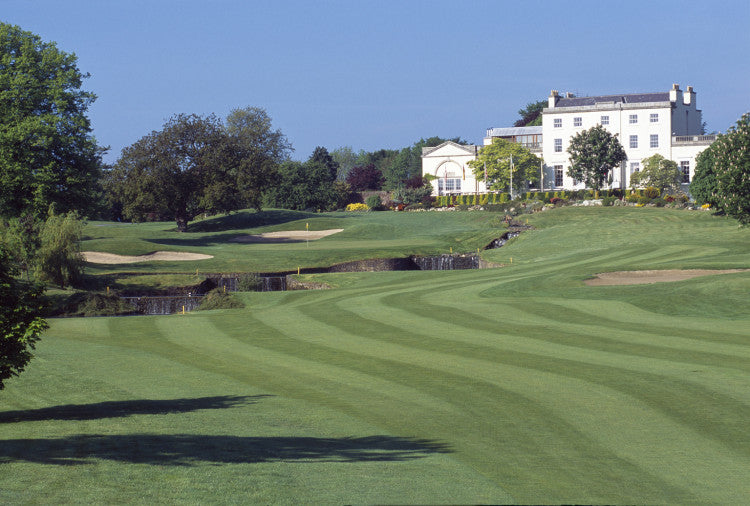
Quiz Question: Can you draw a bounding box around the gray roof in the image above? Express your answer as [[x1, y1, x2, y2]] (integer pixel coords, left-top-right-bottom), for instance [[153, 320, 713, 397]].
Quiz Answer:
[[486, 126, 543, 137], [556, 92, 670, 107]]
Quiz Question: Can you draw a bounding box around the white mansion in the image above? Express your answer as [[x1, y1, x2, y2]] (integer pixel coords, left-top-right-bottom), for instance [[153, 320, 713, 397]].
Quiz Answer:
[[422, 84, 716, 195]]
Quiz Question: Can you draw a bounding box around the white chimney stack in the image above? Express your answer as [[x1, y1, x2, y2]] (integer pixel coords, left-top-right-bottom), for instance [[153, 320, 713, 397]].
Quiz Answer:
[[548, 90, 559, 108]]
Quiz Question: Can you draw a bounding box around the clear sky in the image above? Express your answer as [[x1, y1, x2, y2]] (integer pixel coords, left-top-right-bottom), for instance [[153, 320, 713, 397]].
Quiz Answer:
[[3, 0, 749, 164]]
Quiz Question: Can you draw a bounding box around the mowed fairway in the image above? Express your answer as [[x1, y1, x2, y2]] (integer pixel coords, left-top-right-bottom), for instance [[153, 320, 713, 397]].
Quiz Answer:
[[2, 207, 750, 504]]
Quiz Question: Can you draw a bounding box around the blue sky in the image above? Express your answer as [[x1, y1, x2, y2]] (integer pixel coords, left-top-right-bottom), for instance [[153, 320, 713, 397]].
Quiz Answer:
[[3, 0, 749, 164]]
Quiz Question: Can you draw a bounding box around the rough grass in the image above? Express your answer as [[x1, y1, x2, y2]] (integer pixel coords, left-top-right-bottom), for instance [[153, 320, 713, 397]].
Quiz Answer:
[[2, 207, 749, 504]]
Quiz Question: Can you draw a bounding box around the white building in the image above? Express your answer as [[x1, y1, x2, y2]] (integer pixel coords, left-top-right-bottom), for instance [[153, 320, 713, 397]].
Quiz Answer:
[[422, 84, 716, 195], [542, 84, 714, 190], [421, 141, 486, 196]]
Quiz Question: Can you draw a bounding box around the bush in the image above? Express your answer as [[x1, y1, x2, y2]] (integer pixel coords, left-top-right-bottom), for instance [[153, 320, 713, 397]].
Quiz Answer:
[[365, 195, 383, 210], [601, 196, 616, 206], [550, 197, 567, 206], [644, 186, 661, 199], [197, 288, 245, 310], [652, 197, 666, 207], [637, 195, 651, 205], [237, 273, 262, 291], [345, 203, 370, 212]]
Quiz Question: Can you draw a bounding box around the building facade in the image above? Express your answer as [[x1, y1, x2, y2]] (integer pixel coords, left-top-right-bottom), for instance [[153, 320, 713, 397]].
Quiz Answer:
[[421, 141, 485, 196], [542, 84, 713, 190], [422, 84, 716, 195]]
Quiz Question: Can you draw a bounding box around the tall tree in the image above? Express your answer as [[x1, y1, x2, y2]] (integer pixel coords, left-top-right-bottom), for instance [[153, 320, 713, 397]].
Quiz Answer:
[[468, 138, 542, 193], [112, 114, 236, 232], [566, 125, 627, 191], [225, 107, 292, 210], [0, 245, 48, 390], [690, 143, 719, 208], [712, 113, 750, 224], [331, 146, 360, 181], [514, 100, 547, 127], [630, 154, 682, 194], [309, 146, 339, 182], [0, 22, 102, 219], [345, 164, 384, 191]]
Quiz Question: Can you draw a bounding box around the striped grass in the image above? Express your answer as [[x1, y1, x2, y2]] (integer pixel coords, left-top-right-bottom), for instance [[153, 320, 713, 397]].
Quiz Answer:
[[1, 207, 749, 503]]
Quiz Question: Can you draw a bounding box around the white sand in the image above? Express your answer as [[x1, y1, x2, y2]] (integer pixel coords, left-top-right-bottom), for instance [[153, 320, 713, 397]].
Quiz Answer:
[[584, 269, 748, 286], [82, 251, 213, 264]]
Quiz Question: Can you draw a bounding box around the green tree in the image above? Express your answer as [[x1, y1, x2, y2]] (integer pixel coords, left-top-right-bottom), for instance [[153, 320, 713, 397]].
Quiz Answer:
[[690, 144, 719, 207], [111, 114, 237, 232], [566, 125, 627, 191], [467, 138, 542, 193], [225, 107, 291, 211], [35, 211, 85, 288], [309, 147, 340, 182], [0, 22, 102, 219], [513, 100, 547, 127], [264, 149, 343, 211], [331, 146, 359, 181], [630, 154, 683, 194], [0, 245, 48, 390], [713, 113, 750, 224]]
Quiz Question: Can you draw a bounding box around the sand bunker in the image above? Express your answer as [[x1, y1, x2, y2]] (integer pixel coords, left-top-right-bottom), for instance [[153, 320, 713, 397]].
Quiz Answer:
[[230, 228, 344, 243], [82, 251, 213, 264], [585, 269, 748, 286]]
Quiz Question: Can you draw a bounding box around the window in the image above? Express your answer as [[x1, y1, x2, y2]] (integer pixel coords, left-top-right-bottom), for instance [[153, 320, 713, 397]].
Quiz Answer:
[[601, 115, 609, 125], [629, 135, 638, 149], [650, 134, 659, 148], [574, 117, 582, 127], [554, 165, 563, 187], [630, 162, 640, 173], [554, 118, 562, 128], [438, 178, 461, 193], [629, 114, 638, 124], [554, 138, 562, 152], [681, 161, 690, 183], [650, 113, 659, 123]]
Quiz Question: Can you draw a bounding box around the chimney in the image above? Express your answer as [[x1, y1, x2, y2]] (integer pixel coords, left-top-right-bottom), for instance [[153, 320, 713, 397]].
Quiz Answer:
[[565, 92, 576, 98], [683, 85, 694, 105], [548, 90, 559, 108], [669, 83, 681, 103]]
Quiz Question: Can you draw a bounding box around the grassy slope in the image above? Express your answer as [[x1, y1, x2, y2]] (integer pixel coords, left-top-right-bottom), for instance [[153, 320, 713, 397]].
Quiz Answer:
[[2, 207, 749, 504], [81, 209, 507, 276]]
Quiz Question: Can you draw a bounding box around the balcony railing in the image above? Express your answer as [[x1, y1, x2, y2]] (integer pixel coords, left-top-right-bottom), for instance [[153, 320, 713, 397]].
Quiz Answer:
[[672, 135, 716, 145]]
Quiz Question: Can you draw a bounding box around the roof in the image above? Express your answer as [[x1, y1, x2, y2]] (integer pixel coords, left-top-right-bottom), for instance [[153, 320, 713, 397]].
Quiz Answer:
[[486, 126, 543, 137], [555, 92, 670, 108], [421, 141, 478, 156]]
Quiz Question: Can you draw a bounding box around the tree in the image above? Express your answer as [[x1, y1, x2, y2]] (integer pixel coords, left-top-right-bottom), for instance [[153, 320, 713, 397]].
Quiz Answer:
[[0, 245, 48, 390], [711, 113, 750, 224], [690, 143, 719, 207], [264, 149, 347, 211], [467, 138, 542, 193], [35, 211, 85, 288], [331, 146, 360, 181], [630, 154, 682, 194], [566, 125, 627, 191], [225, 107, 291, 211], [0, 22, 102, 219], [345, 164, 384, 191], [513, 100, 547, 127], [309, 147, 339, 182], [111, 114, 238, 231]]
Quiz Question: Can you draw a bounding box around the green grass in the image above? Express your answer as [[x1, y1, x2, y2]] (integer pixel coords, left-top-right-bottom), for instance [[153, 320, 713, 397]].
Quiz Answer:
[[82, 209, 507, 277], [2, 207, 749, 503]]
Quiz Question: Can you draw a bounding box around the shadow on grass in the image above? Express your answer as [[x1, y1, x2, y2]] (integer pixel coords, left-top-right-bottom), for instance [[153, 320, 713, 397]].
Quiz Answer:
[[0, 434, 452, 465], [0, 395, 269, 423], [144, 232, 255, 248], [187, 209, 318, 233]]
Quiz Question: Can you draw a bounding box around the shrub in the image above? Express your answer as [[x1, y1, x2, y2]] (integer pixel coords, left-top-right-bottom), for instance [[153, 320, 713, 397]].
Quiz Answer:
[[652, 197, 666, 207], [365, 194, 383, 210], [197, 288, 245, 311], [237, 273, 262, 291], [601, 196, 616, 206], [644, 186, 661, 199], [346, 202, 370, 211], [637, 195, 651, 205], [499, 193, 510, 203], [550, 197, 567, 206]]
